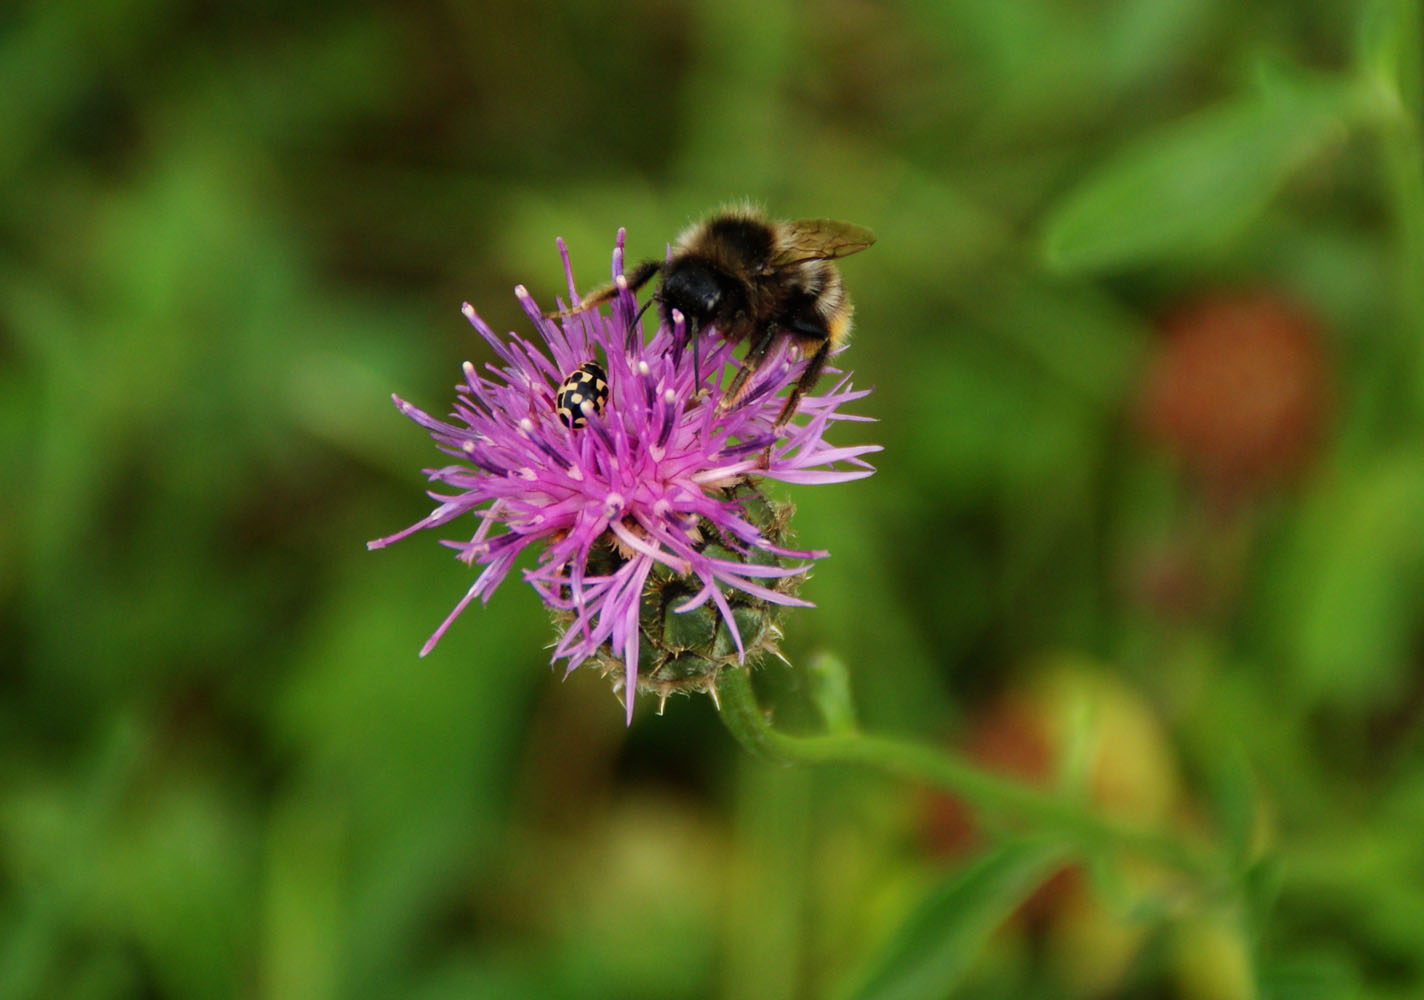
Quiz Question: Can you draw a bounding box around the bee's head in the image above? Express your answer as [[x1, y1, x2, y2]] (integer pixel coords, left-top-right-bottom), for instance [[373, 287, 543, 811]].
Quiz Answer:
[[660, 259, 740, 329]]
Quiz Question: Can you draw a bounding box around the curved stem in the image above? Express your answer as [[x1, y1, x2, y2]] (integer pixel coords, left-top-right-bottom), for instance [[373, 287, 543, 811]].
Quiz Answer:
[[716, 666, 1221, 883]]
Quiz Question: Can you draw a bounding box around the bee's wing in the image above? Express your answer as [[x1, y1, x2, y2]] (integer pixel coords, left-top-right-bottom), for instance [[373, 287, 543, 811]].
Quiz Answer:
[[773, 219, 877, 266]]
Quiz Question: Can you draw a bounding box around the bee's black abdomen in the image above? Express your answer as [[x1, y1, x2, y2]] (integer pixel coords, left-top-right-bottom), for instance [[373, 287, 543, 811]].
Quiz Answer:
[[555, 361, 609, 428]]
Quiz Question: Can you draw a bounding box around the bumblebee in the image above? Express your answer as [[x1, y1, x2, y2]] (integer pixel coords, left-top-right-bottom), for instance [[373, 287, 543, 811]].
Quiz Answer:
[[555, 360, 609, 428], [552, 208, 874, 425]]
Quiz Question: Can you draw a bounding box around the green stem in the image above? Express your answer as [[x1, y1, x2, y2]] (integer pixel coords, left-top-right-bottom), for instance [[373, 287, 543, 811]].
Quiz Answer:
[[716, 666, 1221, 883], [1383, 110, 1424, 403], [1361, 0, 1424, 409]]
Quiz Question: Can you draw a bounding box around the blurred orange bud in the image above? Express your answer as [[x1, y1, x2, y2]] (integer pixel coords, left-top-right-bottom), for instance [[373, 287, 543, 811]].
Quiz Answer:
[[925, 656, 1183, 852], [922, 656, 1186, 993], [1140, 291, 1330, 505]]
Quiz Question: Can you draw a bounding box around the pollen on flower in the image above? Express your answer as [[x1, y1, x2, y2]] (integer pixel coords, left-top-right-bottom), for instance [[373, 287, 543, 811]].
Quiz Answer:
[[369, 229, 880, 723]]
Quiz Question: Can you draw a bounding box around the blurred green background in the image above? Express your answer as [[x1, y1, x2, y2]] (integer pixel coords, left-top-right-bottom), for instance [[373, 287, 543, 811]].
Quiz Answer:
[[5, 0, 1424, 997]]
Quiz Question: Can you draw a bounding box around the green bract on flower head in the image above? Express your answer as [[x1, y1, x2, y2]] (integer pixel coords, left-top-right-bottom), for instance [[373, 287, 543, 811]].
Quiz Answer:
[[370, 230, 879, 722]]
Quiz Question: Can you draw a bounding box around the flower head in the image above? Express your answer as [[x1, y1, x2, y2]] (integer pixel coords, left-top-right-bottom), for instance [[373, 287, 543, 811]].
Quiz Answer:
[[370, 230, 879, 722]]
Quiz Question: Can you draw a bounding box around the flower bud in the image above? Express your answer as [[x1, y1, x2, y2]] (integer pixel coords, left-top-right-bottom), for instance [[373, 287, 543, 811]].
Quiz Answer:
[[559, 486, 804, 714]]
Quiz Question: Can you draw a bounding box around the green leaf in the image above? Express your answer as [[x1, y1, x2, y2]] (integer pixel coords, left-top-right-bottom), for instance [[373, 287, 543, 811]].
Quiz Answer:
[[1041, 73, 1357, 274], [1283, 452, 1424, 708], [1357, 0, 1422, 122], [1257, 952, 1361, 1000], [837, 838, 1071, 1000]]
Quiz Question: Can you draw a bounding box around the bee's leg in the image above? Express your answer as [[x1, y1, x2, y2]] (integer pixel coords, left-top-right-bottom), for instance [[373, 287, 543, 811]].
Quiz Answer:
[[720, 321, 780, 409], [773, 335, 832, 428], [543, 259, 661, 319], [542, 282, 616, 319], [622, 259, 662, 295]]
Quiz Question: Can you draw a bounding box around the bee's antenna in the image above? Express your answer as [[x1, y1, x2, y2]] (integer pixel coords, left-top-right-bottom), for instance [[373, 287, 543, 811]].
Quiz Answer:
[[626, 296, 655, 353], [691, 321, 702, 392], [669, 308, 694, 388]]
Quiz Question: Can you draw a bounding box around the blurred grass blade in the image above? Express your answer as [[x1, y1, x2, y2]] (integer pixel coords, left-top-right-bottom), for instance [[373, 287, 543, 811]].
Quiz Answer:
[[807, 652, 858, 735], [1243, 856, 1283, 935], [1207, 742, 1260, 869], [1042, 73, 1358, 273], [1357, 0, 1421, 119], [837, 838, 1071, 1000]]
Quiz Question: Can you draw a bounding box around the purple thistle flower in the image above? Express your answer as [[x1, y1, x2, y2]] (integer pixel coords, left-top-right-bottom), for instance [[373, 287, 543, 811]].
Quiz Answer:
[[369, 230, 879, 723]]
